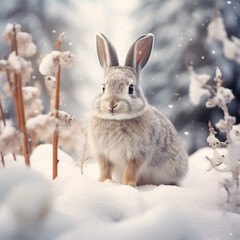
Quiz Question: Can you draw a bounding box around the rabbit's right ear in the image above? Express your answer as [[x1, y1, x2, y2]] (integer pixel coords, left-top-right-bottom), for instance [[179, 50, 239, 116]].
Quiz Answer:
[[125, 33, 154, 76], [96, 33, 119, 71]]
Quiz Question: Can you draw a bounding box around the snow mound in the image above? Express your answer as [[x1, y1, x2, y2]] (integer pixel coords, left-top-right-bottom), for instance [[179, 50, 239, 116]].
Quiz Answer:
[[0, 168, 53, 239], [1, 145, 240, 239], [31, 144, 77, 179]]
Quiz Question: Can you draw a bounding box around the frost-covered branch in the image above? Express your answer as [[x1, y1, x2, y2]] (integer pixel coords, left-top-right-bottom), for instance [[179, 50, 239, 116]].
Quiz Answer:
[[188, 65, 240, 212], [207, 5, 240, 63]]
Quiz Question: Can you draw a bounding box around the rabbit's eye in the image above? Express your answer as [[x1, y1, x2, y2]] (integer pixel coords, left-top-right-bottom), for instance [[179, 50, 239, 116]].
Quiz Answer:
[[128, 84, 134, 94], [102, 83, 106, 93]]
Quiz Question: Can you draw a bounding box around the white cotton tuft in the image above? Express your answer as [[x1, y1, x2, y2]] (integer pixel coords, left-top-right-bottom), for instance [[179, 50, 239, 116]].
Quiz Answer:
[[23, 86, 43, 119], [58, 32, 67, 43], [1, 23, 21, 45], [207, 14, 227, 43], [2, 24, 36, 57], [27, 113, 58, 142], [0, 59, 9, 71], [17, 32, 36, 57], [8, 51, 33, 83], [50, 110, 74, 129], [59, 51, 74, 69], [39, 51, 61, 75], [58, 120, 86, 152], [0, 124, 23, 155], [22, 86, 39, 102], [39, 50, 74, 75]]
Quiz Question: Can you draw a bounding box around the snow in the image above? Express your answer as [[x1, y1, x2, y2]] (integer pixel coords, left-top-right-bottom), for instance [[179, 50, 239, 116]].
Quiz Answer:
[[207, 14, 240, 63], [0, 145, 240, 239], [207, 14, 227, 43], [39, 51, 61, 75], [188, 67, 210, 105], [8, 51, 33, 83]]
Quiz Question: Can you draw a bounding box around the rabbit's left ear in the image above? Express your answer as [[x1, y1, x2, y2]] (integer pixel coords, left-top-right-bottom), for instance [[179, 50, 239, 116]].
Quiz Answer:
[[96, 33, 119, 71], [125, 33, 154, 75]]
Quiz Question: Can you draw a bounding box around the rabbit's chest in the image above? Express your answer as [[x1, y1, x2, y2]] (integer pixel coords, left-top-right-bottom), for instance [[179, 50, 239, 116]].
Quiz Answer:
[[100, 124, 135, 161], [93, 120, 145, 162]]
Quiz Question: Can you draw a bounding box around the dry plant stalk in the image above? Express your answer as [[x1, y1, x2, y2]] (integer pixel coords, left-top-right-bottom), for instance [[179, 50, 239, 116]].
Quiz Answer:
[[52, 40, 61, 180], [11, 24, 30, 166]]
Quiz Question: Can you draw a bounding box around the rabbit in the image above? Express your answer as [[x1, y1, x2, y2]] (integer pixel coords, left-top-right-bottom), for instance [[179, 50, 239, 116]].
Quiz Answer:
[[88, 33, 188, 186]]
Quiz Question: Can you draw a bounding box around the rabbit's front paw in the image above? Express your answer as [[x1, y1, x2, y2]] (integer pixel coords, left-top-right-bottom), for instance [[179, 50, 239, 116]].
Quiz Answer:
[[122, 176, 137, 187], [98, 156, 113, 182], [122, 159, 142, 187]]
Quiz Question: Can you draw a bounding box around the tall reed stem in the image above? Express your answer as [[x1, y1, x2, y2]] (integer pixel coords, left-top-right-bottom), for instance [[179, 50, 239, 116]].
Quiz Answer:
[[12, 24, 30, 166], [52, 41, 61, 179]]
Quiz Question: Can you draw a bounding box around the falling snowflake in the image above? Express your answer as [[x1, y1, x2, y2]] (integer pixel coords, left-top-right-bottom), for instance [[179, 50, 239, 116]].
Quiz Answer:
[[184, 131, 189, 136]]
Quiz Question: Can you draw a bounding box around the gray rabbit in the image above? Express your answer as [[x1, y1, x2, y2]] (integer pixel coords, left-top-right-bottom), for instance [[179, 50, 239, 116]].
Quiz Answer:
[[88, 33, 188, 186]]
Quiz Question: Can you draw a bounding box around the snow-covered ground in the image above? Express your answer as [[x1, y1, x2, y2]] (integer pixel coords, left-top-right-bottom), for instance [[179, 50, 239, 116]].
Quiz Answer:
[[0, 145, 239, 240]]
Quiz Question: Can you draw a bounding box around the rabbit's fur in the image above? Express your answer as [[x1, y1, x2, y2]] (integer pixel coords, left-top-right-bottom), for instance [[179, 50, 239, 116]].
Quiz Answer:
[[88, 33, 188, 186]]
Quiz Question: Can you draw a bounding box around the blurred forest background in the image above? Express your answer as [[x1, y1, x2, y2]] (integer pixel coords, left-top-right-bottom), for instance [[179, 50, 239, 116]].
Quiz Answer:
[[0, 0, 240, 154]]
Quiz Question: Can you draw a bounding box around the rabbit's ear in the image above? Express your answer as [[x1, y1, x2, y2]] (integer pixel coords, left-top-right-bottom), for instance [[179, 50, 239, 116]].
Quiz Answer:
[[125, 33, 154, 75], [96, 33, 119, 71]]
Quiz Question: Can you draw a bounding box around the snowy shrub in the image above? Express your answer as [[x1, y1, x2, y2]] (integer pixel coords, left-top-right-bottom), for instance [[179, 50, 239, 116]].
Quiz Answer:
[[207, 11, 240, 63], [188, 66, 240, 212], [188, 66, 211, 105]]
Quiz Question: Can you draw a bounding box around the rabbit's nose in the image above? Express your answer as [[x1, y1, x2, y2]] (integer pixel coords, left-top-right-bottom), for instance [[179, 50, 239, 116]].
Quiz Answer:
[[108, 103, 118, 110]]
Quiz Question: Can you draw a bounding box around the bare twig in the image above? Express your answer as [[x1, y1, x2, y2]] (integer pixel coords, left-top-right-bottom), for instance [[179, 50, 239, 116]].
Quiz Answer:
[[52, 40, 61, 180], [205, 156, 229, 173]]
